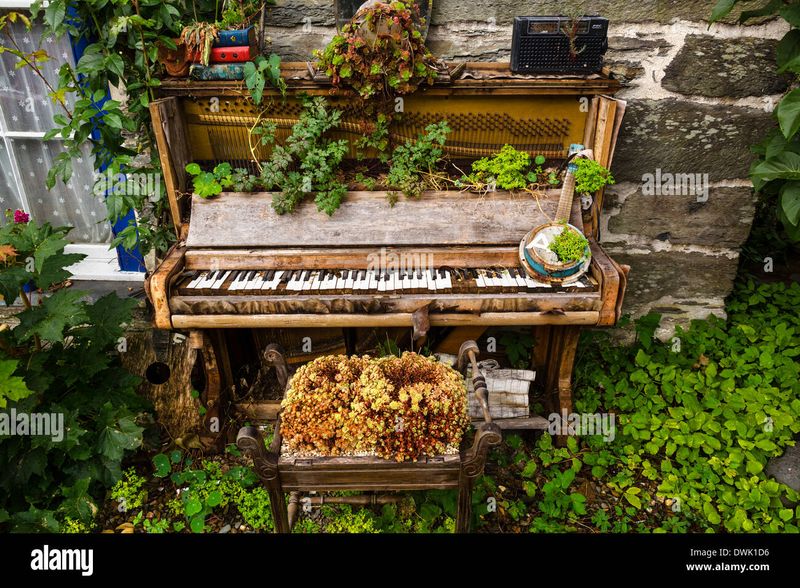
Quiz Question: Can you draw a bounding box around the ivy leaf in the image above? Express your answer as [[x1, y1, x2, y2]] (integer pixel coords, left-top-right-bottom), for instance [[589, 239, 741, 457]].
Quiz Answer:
[[776, 29, 800, 73], [709, 0, 738, 23], [752, 151, 800, 182], [779, 181, 800, 225], [152, 453, 171, 477], [0, 359, 34, 408], [624, 487, 642, 509], [777, 88, 800, 139], [703, 502, 722, 525], [15, 289, 88, 343], [185, 496, 203, 517]]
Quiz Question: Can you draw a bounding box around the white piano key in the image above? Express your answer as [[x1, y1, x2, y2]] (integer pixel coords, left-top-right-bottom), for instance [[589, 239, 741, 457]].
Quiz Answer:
[[302, 271, 316, 291], [475, 270, 487, 288], [308, 270, 322, 291], [211, 270, 232, 289], [187, 273, 206, 289], [442, 270, 453, 290], [512, 269, 528, 288], [344, 270, 355, 290], [267, 271, 283, 290], [499, 270, 516, 288], [401, 271, 412, 291], [387, 270, 398, 292], [247, 271, 267, 290], [377, 272, 387, 292], [368, 271, 379, 291], [427, 269, 438, 291], [200, 271, 221, 288], [354, 270, 369, 291], [418, 271, 428, 290]]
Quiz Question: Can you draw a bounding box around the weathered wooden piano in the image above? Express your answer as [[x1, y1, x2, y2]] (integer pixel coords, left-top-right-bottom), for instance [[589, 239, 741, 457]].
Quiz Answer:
[[145, 62, 629, 448]]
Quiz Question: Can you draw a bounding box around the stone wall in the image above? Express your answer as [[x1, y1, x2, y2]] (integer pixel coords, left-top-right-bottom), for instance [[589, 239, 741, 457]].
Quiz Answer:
[[264, 0, 790, 337]]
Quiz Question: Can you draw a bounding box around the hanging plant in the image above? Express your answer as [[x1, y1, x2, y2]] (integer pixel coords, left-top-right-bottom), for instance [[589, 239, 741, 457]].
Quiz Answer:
[[314, 1, 438, 99], [179, 22, 220, 67]]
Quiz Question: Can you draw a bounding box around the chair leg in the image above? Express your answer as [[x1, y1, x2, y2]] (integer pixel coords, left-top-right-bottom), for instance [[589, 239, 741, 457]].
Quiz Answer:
[[268, 478, 290, 534], [456, 475, 474, 533]]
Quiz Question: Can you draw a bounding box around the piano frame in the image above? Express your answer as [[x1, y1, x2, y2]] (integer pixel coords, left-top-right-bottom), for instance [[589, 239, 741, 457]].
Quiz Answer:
[[145, 63, 628, 445]]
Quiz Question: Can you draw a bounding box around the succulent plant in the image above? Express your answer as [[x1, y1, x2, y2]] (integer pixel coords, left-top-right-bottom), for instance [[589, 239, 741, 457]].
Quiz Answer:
[[280, 352, 470, 461]]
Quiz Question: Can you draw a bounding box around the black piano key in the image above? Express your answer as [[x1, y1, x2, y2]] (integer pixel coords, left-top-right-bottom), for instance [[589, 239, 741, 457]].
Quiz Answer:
[[300, 270, 309, 281], [265, 270, 275, 281]]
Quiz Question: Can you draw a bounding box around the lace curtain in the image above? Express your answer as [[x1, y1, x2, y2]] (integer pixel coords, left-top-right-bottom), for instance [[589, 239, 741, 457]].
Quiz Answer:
[[0, 20, 111, 243]]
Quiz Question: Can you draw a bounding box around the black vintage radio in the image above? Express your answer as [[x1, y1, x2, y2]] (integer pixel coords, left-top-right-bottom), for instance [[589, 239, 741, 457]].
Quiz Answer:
[[510, 16, 609, 74]]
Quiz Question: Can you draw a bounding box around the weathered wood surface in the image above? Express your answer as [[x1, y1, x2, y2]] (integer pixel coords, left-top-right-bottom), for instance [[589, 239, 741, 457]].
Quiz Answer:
[[170, 311, 601, 329], [185, 246, 524, 270], [157, 62, 621, 97], [187, 191, 567, 248], [169, 291, 601, 316], [148, 242, 185, 329], [149, 97, 191, 229]]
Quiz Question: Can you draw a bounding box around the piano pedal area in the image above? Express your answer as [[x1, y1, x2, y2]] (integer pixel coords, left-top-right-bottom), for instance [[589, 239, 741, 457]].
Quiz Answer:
[[174, 322, 581, 453]]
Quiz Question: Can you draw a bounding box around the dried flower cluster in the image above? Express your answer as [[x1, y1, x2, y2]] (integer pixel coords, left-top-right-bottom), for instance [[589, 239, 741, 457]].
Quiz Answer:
[[280, 353, 470, 461]]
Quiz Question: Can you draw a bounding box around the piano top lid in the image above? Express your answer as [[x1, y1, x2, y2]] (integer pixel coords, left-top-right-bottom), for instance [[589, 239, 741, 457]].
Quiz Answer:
[[186, 190, 582, 249], [157, 62, 620, 98]]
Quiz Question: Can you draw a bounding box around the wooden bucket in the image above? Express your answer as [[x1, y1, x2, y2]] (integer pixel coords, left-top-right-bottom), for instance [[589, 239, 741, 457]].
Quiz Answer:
[[519, 222, 591, 285]]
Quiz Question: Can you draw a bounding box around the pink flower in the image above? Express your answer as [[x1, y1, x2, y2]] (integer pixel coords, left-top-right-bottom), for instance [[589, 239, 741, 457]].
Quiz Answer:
[[13, 209, 29, 224]]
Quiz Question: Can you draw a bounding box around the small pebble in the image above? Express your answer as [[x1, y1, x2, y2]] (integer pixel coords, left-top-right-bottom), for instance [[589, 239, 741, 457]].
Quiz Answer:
[[219, 524, 231, 534]]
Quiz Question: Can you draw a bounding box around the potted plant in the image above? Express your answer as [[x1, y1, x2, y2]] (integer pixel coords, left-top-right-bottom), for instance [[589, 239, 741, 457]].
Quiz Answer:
[[314, 1, 438, 99]]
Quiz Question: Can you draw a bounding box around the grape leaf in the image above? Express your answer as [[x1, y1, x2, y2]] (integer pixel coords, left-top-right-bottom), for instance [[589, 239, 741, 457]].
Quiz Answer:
[[0, 359, 34, 408]]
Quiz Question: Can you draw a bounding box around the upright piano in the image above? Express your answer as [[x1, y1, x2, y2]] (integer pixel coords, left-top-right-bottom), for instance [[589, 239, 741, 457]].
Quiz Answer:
[[145, 62, 629, 446]]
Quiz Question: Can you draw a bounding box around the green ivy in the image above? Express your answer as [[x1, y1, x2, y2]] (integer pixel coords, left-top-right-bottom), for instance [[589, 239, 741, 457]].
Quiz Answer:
[[387, 120, 450, 199], [711, 0, 800, 241]]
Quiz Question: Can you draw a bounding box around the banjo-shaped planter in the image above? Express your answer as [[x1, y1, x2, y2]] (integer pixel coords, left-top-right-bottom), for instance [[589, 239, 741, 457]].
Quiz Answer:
[[520, 222, 591, 285]]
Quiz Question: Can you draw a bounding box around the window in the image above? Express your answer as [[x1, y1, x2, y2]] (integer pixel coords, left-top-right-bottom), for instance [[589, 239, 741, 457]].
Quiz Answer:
[[0, 6, 144, 280]]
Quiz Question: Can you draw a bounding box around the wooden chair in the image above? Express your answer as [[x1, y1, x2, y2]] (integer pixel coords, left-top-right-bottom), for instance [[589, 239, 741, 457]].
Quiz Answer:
[[236, 341, 502, 533]]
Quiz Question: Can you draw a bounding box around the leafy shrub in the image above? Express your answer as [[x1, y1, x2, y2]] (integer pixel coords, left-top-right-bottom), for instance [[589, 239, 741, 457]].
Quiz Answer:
[[387, 120, 450, 198], [572, 158, 614, 194], [315, 1, 437, 99], [111, 468, 148, 513], [0, 212, 147, 531], [573, 280, 800, 532]]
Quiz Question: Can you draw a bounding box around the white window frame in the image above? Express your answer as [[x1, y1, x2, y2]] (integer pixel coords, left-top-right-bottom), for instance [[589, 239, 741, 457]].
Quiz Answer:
[[0, 3, 144, 281]]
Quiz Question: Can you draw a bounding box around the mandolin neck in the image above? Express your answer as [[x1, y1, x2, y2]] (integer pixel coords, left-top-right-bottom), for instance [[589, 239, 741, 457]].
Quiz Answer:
[[556, 171, 576, 223]]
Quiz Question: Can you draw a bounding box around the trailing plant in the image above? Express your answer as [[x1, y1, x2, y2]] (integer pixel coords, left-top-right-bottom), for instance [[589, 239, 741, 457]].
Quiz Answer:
[[549, 224, 589, 263], [260, 97, 349, 216], [572, 158, 614, 194], [314, 1, 438, 99], [571, 280, 800, 532], [355, 113, 391, 161], [0, 212, 148, 532], [711, 1, 800, 242], [387, 120, 451, 198]]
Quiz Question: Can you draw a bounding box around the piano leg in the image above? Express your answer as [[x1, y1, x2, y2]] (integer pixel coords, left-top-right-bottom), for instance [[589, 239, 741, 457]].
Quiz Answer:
[[533, 325, 579, 447], [188, 330, 228, 452]]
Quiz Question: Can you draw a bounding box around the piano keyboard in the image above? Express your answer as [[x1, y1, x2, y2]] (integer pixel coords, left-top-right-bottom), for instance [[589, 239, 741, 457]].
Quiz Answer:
[[177, 268, 595, 295]]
